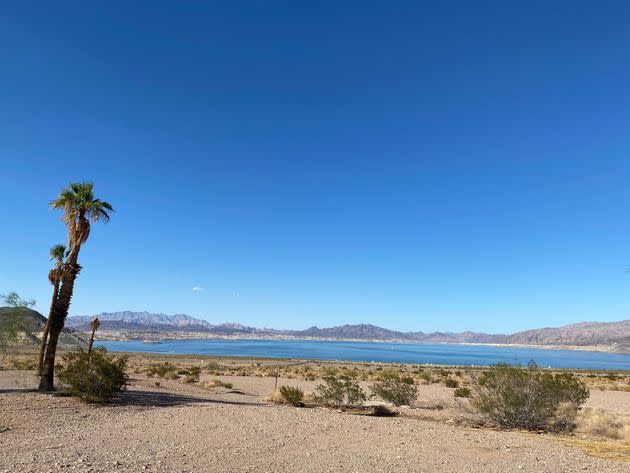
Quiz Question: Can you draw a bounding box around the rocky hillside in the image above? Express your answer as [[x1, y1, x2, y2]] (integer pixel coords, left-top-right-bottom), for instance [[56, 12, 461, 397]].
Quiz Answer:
[[505, 320, 630, 352], [0, 307, 85, 347], [288, 324, 410, 340]]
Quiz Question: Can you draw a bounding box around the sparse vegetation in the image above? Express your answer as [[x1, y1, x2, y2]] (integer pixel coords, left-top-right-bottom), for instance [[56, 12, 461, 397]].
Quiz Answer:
[[574, 408, 630, 440], [418, 372, 432, 383], [203, 379, 233, 389], [454, 387, 471, 398], [444, 378, 459, 388], [146, 362, 179, 378], [470, 362, 589, 431], [313, 376, 366, 408], [0, 292, 36, 364], [279, 385, 305, 406], [370, 373, 418, 406], [57, 348, 128, 403]]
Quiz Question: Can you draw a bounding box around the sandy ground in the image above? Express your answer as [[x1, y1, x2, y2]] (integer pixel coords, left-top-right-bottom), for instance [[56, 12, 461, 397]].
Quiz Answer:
[[1, 367, 630, 473]]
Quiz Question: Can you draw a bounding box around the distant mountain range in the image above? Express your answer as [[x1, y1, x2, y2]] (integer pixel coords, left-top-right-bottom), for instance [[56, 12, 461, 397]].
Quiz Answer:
[[66, 311, 630, 353]]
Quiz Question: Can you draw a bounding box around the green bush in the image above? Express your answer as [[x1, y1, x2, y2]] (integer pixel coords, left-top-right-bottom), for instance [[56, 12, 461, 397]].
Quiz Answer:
[[58, 348, 128, 403], [146, 362, 178, 378], [279, 385, 305, 406], [444, 378, 459, 388], [471, 362, 589, 431], [454, 387, 471, 398], [180, 366, 201, 383], [204, 361, 223, 372], [370, 373, 418, 406], [313, 376, 366, 408]]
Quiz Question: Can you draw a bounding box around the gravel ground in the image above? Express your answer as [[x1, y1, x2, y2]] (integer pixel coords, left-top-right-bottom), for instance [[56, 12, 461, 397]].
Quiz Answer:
[[1, 370, 629, 473]]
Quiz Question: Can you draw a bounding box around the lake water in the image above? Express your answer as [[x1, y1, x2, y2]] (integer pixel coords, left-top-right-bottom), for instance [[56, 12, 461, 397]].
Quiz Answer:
[[97, 338, 630, 370]]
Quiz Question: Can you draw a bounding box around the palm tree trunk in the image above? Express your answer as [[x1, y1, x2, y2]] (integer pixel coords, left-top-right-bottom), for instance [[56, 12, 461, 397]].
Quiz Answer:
[[86, 318, 99, 368], [36, 282, 59, 376], [38, 264, 80, 391], [38, 323, 62, 391]]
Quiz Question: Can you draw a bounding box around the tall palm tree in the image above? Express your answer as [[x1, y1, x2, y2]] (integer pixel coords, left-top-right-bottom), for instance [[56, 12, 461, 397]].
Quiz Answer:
[[36, 244, 66, 375], [38, 182, 113, 391]]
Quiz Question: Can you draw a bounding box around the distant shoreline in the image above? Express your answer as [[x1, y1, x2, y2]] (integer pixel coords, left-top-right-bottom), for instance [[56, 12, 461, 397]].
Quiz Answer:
[[94, 332, 630, 355]]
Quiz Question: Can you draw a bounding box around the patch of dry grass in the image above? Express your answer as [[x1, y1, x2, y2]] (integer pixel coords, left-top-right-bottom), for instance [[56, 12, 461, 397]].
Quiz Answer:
[[554, 407, 630, 463], [574, 408, 630, 440], [265, 388, 313, 405], [560, 437, 630, 463], [202, 379, 233, 390]]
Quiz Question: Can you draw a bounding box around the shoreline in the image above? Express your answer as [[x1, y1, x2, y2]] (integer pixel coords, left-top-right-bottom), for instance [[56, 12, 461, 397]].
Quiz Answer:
[[94, 333, 630, 355], [99, 349, 630, 373], [95, 340, 630, 372]]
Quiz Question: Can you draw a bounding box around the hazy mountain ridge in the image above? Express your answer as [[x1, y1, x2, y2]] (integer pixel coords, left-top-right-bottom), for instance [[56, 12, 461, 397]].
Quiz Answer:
[[67, 312, 260, 334], [65, 311, 630, 352], [66, 311, 214, 329]]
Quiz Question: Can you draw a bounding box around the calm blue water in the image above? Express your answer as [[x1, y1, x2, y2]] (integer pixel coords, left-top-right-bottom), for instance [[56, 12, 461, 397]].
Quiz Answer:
[[97, 338, 630, 370]]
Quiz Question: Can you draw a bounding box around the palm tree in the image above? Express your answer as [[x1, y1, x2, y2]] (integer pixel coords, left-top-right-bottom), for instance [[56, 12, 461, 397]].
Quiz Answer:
[[38, 182, 113, 391], [87, 317, 100, 360], [36, 244, 66, 375]]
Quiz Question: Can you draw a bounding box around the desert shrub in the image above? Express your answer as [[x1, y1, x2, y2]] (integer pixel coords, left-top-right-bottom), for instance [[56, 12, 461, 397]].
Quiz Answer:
[[444, 378, 459, 388], [370, 405, 397, 417], [203, 379, 233, 389], [279, 385, 305, 406], [313, 376, 366, 408], [345, 368, 360, 379], [321, 366, 339, 377], [180, 366, 201, 383], [419, 372, 431, 383], [11, 358, 37, 370], [205, 361, 223, 372], [470, 362, 589, 431], [454, 387, 471, 398], [58, 348, 128, 403], [370, 373, 418, 407], [146, 362, 178, 378]]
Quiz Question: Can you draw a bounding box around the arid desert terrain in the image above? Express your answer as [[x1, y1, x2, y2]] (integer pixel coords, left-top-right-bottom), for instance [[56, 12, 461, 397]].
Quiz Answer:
[[1, 353, 629, 473]]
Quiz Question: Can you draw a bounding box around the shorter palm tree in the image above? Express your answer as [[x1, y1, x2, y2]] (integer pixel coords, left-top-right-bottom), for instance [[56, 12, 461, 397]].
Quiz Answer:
[[37, 244, 66, 375], [87, 317, 100, 362]]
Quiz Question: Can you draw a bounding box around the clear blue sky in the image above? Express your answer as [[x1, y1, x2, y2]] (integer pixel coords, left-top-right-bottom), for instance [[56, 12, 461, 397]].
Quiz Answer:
[[1, 1, 629, 333]]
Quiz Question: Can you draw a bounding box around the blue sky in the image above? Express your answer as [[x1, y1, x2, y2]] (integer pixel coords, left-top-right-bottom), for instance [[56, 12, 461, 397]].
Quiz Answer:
[[1, 1, 630, 333]]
